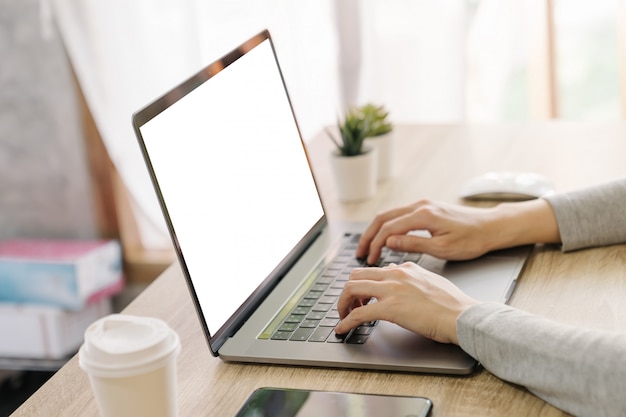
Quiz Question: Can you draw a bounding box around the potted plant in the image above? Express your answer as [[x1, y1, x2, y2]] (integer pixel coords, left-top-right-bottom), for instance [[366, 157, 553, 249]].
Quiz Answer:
[[361, 103, 393, 137], [326, 106, 378, 202], [361, 103, 394, 182]]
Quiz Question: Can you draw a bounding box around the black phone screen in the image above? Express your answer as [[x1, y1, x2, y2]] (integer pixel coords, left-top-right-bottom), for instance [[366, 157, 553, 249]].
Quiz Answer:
[[235, 387, 432, 417]]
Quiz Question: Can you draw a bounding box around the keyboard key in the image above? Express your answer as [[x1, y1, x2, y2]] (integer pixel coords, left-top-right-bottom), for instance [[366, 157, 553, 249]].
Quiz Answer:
[[285, 314, 305, 323], [306, 311, 326, 320], [311, 303, 332, 312], [353, 326, 374, 335], [309, 327, 334, 342], [336, 273, 351, 281], [319, 318, 339, 327], [318, 295, 337, 304], [325, 310, 340, 319], [304, 290, 323, 300], [300, 319, 320, 328], [386, 254, 403, 263], [289, 327, 314, 341], [346, 334, 369, 344], [326, 331, 349, 343], [404, 253, 423, 263], [298, 299, 316, 307], [292, 306, 311, 315], [271, 331, 292, 340], [278, 322, 298, 332], [324, 288, 343, 296], [347, 259, 363, 268], [331, 280, 345, 289], [334, 255, 352, 265]]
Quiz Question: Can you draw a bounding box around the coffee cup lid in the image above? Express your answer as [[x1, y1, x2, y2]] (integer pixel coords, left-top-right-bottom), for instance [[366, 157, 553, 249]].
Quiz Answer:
[[79, 314, 180, 378]]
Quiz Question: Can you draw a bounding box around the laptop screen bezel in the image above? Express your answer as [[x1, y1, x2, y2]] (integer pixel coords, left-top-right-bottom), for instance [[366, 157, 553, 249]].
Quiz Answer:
[[131, 29, 328, 356]]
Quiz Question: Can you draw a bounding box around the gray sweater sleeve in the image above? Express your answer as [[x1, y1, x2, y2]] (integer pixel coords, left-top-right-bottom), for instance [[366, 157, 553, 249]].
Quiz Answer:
[[457, 303, 626, 417], [543, 178, 626, 251]]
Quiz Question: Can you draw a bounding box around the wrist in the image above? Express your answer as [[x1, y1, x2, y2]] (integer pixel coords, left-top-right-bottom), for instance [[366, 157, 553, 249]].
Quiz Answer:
[[490, 199, 561, 249], [449, 299, 480, 345]]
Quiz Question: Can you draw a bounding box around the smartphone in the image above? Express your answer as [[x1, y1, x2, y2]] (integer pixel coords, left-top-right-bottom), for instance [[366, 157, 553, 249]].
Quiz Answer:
[[235, 387, 432, 417]]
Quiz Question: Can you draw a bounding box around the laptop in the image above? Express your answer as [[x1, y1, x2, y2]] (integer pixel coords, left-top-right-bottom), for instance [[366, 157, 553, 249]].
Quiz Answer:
[[132, 29, 531, 375]]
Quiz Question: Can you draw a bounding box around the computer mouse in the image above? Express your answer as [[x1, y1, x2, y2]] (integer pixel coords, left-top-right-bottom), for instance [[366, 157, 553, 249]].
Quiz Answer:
[[460, 171, 556, 201]]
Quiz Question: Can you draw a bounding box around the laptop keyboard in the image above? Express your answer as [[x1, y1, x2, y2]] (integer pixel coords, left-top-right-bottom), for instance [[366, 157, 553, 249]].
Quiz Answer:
[[260, 233, 422, 344]]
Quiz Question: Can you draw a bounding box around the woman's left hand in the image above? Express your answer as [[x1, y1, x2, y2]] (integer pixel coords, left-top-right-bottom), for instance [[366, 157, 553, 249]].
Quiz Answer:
[[334, 262, 479, 344]]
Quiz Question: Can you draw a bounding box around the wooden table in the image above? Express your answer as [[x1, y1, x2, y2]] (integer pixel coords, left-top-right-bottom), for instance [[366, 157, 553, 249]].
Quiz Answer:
[[12, 123, 626, 417]]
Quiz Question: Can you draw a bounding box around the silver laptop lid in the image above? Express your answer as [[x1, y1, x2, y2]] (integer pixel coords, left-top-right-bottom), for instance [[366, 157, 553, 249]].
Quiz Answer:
[[133, 30, 325, 354]]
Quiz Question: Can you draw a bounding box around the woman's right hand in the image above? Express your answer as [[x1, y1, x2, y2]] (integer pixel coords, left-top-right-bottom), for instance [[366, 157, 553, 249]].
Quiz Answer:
[[357, 199, 560, 265]]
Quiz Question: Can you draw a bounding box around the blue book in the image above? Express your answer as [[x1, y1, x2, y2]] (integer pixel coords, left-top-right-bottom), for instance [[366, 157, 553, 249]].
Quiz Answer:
[[0, 239, 124, 310]]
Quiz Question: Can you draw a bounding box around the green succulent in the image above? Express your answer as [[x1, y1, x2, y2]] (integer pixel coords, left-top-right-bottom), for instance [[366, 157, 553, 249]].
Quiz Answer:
[[326, 107, 369, 157], [360, 103, 393, 137], [327, 103, 392, 157]]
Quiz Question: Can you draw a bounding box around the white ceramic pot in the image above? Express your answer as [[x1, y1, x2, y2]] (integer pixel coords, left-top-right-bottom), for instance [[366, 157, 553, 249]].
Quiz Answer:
[[365, 131, 393, 182], [330, 147, 378, 202]]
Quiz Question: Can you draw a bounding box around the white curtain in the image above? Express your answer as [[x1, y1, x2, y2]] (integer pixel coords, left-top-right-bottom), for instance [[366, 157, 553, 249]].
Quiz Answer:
[[48, 0, 468, 250], [356, 0, 467, 122], [466, 0, 529, 121]]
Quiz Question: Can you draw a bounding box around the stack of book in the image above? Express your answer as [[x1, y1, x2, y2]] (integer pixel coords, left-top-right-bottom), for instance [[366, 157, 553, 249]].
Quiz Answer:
[[0, 239, 124, 360]]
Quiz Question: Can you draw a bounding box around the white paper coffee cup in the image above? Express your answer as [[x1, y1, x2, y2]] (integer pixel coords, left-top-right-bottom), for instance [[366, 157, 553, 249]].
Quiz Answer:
[[79, 314, 181, 417]]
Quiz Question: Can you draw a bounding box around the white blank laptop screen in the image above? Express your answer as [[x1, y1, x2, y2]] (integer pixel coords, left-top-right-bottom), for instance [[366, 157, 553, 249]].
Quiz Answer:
[[139, 39, 324, 334]]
